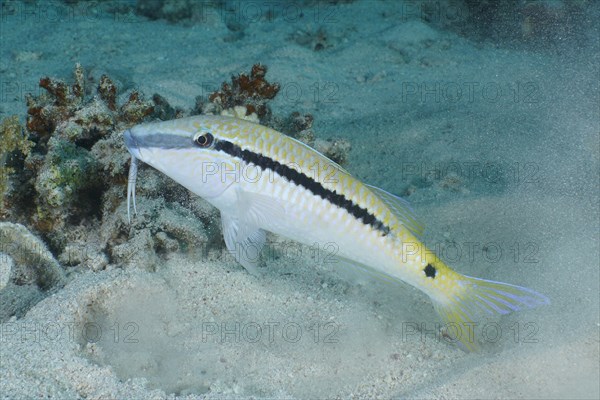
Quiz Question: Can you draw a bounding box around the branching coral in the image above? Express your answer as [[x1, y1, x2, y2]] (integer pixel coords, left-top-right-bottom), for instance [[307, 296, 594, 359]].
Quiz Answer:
[[26, 63, 153, 147], [10, 65, 155, 251], [200, 64, 280, 122]]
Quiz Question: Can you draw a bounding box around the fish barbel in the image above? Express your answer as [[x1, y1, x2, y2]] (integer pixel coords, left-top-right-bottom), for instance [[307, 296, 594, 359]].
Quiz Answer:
[[123, 115, 549, 351]]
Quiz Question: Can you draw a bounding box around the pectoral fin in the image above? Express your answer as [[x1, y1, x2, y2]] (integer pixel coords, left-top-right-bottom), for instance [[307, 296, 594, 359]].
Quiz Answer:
[[235, 189, 286, 230], [221, 212, 266, 275], [220, 189, 286, 274]]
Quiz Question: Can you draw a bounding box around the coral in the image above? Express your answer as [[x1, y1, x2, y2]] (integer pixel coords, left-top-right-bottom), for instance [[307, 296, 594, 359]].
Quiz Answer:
[[98, 74, 117, 111], [26, 64, 154, 145], [17, 64, 155, 248], [0, 115, 33, 156], [0, 116, 33, 213], [205, 64, 280, 122], [119, 91, 155, 124], [33, 136, 102, 235], [152, 93, 184, 121], [219, 105, 259, 123], [26, 63, 84, 138]]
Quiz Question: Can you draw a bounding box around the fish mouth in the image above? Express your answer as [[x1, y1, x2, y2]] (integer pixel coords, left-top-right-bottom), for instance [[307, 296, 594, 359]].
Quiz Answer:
[[123, 129, 142, 160]]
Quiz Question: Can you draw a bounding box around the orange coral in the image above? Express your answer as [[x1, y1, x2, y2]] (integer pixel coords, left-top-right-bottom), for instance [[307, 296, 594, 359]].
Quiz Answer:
[[208, 64, 280, 119]]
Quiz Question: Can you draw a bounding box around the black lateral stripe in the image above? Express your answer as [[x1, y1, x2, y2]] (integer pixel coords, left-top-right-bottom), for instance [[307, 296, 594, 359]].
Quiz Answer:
[[214, 140, 391, 235]]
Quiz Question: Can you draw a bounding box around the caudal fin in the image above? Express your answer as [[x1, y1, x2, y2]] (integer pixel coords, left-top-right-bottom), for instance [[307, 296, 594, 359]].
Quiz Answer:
[[433, 275, 550, 352]]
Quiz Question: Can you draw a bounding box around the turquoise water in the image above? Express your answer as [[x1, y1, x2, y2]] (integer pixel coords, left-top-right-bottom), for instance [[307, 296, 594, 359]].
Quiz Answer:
[[0, 1, 598, 398]]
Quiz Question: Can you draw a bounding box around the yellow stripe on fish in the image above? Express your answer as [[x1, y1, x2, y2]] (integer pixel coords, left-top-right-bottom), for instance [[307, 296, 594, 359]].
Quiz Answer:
[[124, 115, 549, 352]]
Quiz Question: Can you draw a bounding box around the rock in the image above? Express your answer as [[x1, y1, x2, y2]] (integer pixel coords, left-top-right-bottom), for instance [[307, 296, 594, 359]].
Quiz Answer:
[[0, 222, 66, 321], [0, 222, 65, 289], [0, 252, 13, 290]]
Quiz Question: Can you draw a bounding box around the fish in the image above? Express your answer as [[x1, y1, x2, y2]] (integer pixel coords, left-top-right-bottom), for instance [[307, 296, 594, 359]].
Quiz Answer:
[[123, 114, 549, 351]]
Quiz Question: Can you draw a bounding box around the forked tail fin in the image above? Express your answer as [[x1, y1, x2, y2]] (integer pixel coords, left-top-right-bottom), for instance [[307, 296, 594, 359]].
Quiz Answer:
[[433, 275, 550, 352]]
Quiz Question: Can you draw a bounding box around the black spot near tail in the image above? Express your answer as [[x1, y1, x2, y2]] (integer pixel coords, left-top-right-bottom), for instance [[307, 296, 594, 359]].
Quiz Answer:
[[424, 263, 436, 278]]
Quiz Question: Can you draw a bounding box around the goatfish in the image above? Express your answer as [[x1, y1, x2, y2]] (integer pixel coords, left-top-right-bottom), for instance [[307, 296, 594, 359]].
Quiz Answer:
[[123, 115, 549, 351]]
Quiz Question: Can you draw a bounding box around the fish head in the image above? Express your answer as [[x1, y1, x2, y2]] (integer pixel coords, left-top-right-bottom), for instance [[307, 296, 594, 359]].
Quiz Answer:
[[123, 115, 248, 199]]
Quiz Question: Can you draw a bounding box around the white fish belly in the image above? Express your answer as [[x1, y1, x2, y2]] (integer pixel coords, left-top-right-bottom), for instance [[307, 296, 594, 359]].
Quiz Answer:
[[231, 176, 400, 277]]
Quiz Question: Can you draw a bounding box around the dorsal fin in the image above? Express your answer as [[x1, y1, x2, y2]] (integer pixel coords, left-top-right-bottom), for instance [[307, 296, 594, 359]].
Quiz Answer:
[[285, 135, 350, 175], [365, 184, 424, 238]]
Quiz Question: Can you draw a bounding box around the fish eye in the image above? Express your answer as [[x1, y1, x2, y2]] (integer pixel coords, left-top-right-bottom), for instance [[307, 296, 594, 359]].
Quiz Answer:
[[194, 131, 214, 148]]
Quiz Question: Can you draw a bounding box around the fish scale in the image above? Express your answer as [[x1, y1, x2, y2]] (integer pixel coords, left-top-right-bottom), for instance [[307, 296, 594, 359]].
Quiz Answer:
[[234, 124, 421, 276], [124, 114, 549, 351]]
